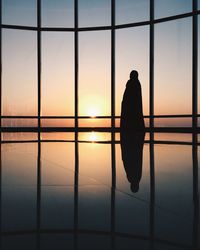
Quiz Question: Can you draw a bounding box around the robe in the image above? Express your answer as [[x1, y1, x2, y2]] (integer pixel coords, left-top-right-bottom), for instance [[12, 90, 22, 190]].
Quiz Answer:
[[120, 79, 145, 130]]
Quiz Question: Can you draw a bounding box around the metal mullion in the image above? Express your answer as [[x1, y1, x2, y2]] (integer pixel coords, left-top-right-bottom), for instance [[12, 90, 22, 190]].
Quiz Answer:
[[192, 0, 198, 130], [111, 2, 116, 248], [111, 0, 115, 130], [75, 0, 78, 129], [150, 0, 154, 129], [37, 0, 41, 132], [74, 1, 79, 249]]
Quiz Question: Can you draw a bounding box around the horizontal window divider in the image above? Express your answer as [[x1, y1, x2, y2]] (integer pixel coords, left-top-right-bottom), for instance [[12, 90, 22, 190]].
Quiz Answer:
[[1, 114, 200, 119], [1, 10, 200, 32]]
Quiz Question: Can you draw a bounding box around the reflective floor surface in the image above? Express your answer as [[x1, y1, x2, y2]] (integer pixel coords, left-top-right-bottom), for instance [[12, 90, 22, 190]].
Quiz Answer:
[[0, 132, 199, 250]]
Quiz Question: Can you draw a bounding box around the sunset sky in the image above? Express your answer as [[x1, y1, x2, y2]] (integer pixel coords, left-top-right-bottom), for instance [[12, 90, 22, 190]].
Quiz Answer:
[[1, 0, 200, 126]]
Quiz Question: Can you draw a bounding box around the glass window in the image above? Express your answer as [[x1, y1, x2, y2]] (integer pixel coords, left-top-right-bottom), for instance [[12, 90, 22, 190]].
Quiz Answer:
[[115, 142, 150, 235], [79, 0, 111, 27], [116, 27, 149, 119], [154, 144, 193, 244], [78, 142, 111, 230], [154, 18, 192, 117], [2, 29, 37, 117], [41, 142, 74, 229], [1, 143, 37, 231], [42, 0, 74, 27], [79, 31, 111, 119], [116, 0, 149, 25], [41, 32, 74, 116], [2, 0, 37, 26], [155, 0, 192, 19]]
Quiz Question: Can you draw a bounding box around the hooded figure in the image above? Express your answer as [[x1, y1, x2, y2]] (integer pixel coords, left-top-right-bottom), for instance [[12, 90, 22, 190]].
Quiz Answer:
[[120, 70, 145, 130]]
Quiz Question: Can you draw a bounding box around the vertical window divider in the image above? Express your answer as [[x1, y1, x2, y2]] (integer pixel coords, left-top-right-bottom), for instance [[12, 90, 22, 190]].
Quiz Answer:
[[37, 0, 41, 247], [37, 0, 41, 134], [192, 0, 198, 130], [150, 0, 154, 131], [74, 0, 79, 247], [111, 0, 115, 131], [75, 0, 78, 129], [111, 0, 116, 248]]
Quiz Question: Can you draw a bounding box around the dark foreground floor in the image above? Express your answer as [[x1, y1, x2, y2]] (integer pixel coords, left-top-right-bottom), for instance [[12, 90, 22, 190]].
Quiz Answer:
[[0, 131, 199, 250]]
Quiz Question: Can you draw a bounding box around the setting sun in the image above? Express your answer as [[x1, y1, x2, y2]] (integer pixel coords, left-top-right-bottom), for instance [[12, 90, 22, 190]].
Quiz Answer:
[[87, 107, 99, 118]]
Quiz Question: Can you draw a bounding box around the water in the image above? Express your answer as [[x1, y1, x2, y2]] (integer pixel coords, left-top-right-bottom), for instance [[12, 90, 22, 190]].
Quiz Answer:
[[0, 132, 199, 250]]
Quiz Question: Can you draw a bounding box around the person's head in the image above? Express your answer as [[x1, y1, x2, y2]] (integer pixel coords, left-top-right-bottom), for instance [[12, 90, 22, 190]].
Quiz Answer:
[[130, 182, 139, 193], [130, 70, 138, 80]]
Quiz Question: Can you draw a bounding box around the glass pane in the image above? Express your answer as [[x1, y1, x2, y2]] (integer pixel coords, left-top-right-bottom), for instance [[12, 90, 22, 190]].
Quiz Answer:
[[2, 236, 36, 250], [155, 144, 193, 244], [77, 235, 110, 250], [41, 119, 74, 127], [41, 234, 74, 250], [116, 142, 150, 235], [154, 133, 192, 142], [2, 132, 37, 141], [78, 118, 111, 127], [2, 118, 37, 127], [2, 0, 37, 26], [1, 143, 37, 231], [2, 29, 37, 116], [78, 143, 111, 230], [41, 142, 74, 186], [116, 0, 149, 25], [116, 27, 149, 119], [155, 0, 192, 19], [79, 0, 111, 27], [79, 31, 111, 116], [41, 32, 74, 116], [41, 132, 74, 141], [199, 0, 200, 9], [154, 118, 192, 127], [41, 142, 74, 229], [155, 18, 192, 115], [42, 0, 74, 27]]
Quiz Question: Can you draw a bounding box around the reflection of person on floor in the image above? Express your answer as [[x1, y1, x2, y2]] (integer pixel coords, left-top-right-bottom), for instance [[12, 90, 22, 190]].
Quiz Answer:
[[120, 131, 145, 193], [120, 70, 145, 131]]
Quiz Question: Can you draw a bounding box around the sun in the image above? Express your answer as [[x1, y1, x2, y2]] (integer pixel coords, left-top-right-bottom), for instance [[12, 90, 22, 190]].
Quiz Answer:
[[87, 107, 99, 118]]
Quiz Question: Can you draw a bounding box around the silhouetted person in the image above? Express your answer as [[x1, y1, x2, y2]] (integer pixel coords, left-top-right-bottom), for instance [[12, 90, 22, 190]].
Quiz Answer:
[[120, 70, 145, 130], [120, 131, 145, 193]]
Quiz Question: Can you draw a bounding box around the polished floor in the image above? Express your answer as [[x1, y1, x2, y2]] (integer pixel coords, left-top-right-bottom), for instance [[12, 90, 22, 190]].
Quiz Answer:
[[0, 132, 199, 250]]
